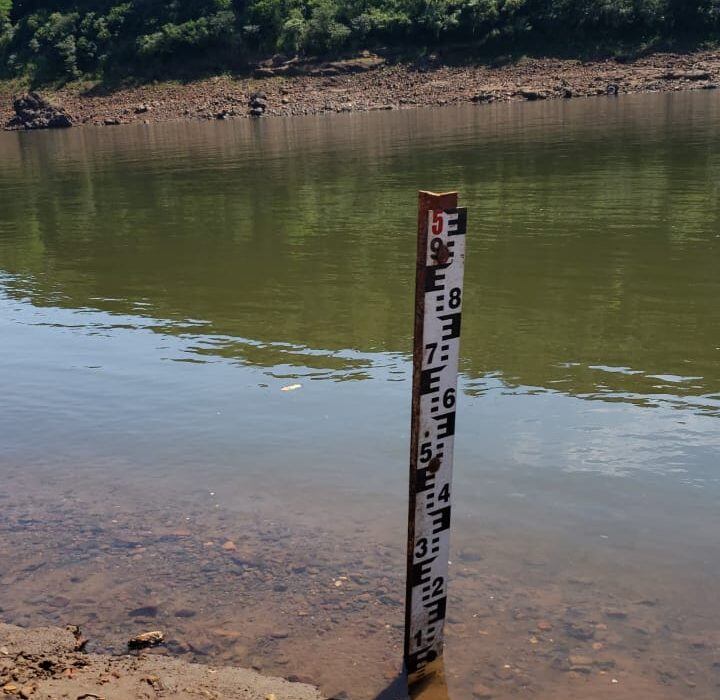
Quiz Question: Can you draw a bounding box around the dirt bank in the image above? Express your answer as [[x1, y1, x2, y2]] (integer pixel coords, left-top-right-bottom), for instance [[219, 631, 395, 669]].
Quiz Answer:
[[0, 622, 324, 700], [1, 49, 719, 129]]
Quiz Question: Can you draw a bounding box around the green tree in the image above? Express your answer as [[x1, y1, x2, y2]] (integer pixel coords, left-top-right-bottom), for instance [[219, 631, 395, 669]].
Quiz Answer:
[[2, 0, 720, 84]]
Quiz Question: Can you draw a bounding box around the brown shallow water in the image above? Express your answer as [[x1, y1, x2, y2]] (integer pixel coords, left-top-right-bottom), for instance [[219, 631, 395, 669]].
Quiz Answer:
[[1, 92, 720, 699], [3, 467, 720, 699]]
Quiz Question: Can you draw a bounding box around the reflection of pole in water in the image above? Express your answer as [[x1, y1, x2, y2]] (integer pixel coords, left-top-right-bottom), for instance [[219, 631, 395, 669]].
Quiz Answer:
[[404, 191, 467, 688], [408, 658, 450, 700]]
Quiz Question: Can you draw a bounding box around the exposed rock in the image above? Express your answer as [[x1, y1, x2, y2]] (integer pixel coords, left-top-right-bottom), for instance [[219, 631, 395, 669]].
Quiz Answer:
[[0, 622, 322, 699], [661, 69, 711, 81], [127, 630, 164, 650], [519, 88, 546, 101], [67, 624, 88, 652], [320, 56, 385, 74], [5, 92, 73, 130], [19, 683, 37, 698], [254, 68, 278, 78], [249, 92, 268, 117], [257, 55, 385, 78], [471, 92, 495, 104]]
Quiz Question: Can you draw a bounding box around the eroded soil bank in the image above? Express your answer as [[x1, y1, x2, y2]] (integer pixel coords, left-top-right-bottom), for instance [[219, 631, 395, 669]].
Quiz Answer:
[[1, 50, 719, 128], [0, 622, 324, 700]]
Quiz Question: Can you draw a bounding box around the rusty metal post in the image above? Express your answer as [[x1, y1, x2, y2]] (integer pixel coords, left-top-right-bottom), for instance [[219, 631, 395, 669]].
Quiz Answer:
[[405, 191, 467, 692]]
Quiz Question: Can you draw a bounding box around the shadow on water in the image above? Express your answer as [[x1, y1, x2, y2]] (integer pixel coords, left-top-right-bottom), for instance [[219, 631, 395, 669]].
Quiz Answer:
[[373, 672, 410, 700], [372, 662, 450, 700]]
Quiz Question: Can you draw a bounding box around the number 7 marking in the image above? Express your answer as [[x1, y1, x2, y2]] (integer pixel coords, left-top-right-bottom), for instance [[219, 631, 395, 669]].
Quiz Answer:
[[425, 343, 437, 364]]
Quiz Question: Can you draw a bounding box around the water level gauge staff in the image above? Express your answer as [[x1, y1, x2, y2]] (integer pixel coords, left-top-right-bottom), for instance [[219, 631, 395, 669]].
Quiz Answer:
[[405, 191, 467, 690]]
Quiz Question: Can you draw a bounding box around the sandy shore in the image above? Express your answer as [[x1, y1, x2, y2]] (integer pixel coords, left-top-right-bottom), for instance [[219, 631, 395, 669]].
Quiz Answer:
[[1, 49, 719, 129], [0, 622, 324, 700]]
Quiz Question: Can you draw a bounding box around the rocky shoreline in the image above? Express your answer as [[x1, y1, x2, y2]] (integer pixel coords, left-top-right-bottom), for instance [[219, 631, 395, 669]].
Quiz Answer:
[[0, 622, 324, 700], [1, 49, 719, 130]]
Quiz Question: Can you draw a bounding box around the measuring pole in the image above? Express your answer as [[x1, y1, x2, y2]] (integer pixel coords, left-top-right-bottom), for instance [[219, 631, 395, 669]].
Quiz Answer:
[[405, 191, 467, 689]]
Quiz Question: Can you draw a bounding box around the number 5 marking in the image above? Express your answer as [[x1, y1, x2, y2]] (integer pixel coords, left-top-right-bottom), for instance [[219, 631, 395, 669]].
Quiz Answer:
[[431, 210, 444, 235]]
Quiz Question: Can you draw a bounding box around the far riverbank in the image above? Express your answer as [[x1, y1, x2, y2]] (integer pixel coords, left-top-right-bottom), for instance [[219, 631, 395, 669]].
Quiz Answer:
[[1, 49, 719, 129]]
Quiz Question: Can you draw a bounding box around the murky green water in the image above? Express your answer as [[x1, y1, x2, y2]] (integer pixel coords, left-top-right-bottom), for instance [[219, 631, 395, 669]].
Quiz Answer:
[[1, 92, 719, 699]]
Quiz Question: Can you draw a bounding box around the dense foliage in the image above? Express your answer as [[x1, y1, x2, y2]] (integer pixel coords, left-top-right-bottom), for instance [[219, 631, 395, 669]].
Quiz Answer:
[[1, 0, 719, 83]]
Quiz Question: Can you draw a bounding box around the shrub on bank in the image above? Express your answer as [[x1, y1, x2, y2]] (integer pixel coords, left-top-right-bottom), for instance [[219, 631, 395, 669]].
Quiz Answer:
[[1, 0, 719, 84]]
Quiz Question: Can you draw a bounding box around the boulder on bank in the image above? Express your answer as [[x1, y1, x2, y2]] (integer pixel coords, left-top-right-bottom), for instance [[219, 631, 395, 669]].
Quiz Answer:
[[519, 88, 547, 101], [249, 91, 268, 117], [5, 92, 73, 130], [471, 91, 496, 104]]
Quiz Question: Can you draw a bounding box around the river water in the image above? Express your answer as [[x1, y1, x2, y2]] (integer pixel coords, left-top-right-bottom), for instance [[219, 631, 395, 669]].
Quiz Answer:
[[1, 91, 719, 699]]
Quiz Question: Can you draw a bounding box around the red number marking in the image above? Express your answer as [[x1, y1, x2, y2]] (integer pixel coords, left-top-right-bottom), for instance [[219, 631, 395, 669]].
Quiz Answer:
[[431, 210, 444, 235]]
